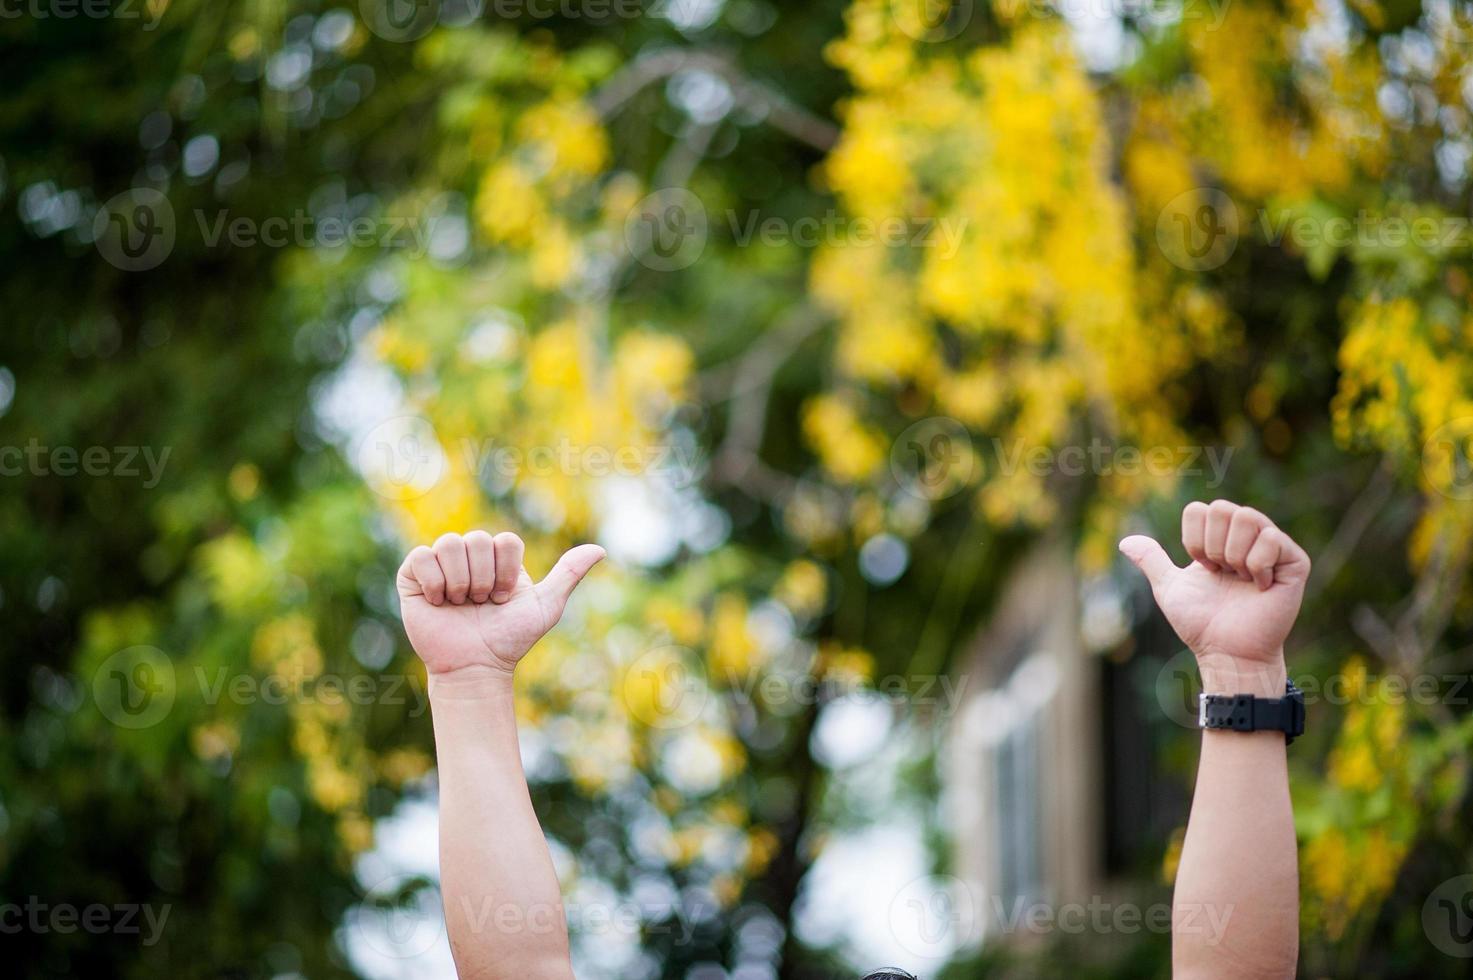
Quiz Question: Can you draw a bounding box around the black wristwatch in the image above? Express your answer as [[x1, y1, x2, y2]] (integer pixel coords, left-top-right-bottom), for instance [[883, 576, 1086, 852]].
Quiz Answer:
[[1198, 681, 1305, 744]]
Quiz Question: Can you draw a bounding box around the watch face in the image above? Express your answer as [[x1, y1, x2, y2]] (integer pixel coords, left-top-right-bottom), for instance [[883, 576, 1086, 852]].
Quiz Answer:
[[1197, 693, 1207, 727]]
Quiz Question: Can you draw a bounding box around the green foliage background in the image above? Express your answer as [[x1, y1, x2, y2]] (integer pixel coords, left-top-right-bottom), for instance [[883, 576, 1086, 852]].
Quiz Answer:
[[4, 1, 1473, 978]]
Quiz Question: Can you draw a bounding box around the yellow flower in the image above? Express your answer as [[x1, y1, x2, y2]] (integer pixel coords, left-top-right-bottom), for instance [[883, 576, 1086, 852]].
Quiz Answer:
[[517, 98, 609, 181], [251, 614, 322, 685], [338, 812, 375, 853], [529, 220, 580, 289], [307, 757, 363, 813], [477, 161, 545, 247], [776, 560, 828, 618], [802, 394, 886, 482], [708, 594, 758, 681]]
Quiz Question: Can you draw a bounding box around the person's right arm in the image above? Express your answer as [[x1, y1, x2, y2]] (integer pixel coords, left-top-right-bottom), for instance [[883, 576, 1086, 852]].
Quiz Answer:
[[1121, 500, 1309, 980], [398, 530, 604, 979]]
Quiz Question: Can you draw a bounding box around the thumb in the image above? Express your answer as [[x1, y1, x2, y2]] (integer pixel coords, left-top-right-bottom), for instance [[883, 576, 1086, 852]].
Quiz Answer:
[[1118, 535, 1179, 591], [535, 544, 607, 622]]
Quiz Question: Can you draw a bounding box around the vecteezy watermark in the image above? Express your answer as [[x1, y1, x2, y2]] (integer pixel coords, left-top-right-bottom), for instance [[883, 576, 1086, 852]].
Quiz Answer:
[[354, 415, 704, 502], [93, 188, 175, 272], [192, 209, 447, 256], [1422, 417, 1473, 501], [624, 192, 970, 271], [359, 0, 441, 42], [93, 188, 461, 271], [0, 440, 171, 487], [997, 0, 1230, 30], [618, 644, 969, 731], [890, 417, 977, 501], [1259, 209, 1473, 252], [462, 438, 702, 487], [352, 872, 444, 960], [888, 419, 1234, 503], [1156, 187, 1239, 272], [725, 210, 968, 259], [991, 438, 1234, 488], [1424, 874, 1473, 958], [356, 416, 446, 503], [448, 894, 715, 947], [624, 187, 708, 272], [359, 0, 662, 42], [193, 668, 430, 717], [91, 646, 431, 730], [93, 646, 176, 729], [1153, 649, 1473, 730], [886, 874, 1231, 959], [890, 0, 974, 42], [482, 0, 651, 20], [0, 897, 171, 946], [0, 0, 165, 30], [621, 646, 709, 730], [351, 873, 717, 958], [725, 670, 968, 717]]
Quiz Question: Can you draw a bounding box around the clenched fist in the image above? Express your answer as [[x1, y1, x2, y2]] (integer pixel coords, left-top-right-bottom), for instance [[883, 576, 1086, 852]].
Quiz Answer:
[[1119, 500, 1311, 694], [397, 531, 605, 677]]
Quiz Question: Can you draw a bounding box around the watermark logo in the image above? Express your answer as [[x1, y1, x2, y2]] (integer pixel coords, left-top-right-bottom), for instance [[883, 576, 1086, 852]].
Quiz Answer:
[[93, 188, 174, 271], [724, 210, 967, 257], [892, 0, 973, 42], [625, 188, 707, 271], [887, 873, 976, 959], [1156, 187, 1238, 272], [0, 440, 171, 487], [357, 415, 446, 502], [90, 648, 433, 730], [620, 645, 708, 730], [1153, 654, 1473, 730], [353, 416, 702, 501], [92, 645, 175, 730], [0, 0, 167, 31], [1153, 648, 1201, 729], [0, 897, 171, 945], [1423, 874, 1473, 958], [360, 0, 440, 41], [352, 872, 444, 960], [888, 874, 1226, 953], [992, 438, 1232, 487], [1428, 5, 1473, 50], [1423, 417, 1473, 501], [890, 417, 975, 500]]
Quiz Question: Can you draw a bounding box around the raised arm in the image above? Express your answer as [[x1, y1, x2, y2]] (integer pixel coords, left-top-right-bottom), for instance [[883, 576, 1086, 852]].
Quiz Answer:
[[1120, 500, 1310, 980], [397, 530, 605, 980]]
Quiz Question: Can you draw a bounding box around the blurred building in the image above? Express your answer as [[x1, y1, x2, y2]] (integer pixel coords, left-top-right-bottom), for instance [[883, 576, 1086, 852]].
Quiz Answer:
[[943, 539, 1188, 945]]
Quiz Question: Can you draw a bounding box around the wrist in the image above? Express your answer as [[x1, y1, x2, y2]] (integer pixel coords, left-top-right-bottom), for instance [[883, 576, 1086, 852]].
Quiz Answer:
[[1196, 651, 1287, 699], [427, 662, 518, 702]]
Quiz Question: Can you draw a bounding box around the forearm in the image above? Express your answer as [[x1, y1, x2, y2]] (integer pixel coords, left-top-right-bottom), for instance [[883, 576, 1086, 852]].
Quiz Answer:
[[1173, 656, 1298, 980], [429, 666, 574, 980]]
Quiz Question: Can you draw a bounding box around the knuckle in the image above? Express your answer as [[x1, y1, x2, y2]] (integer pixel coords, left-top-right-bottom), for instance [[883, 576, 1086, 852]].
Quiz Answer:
[[1208, 498, 1235, 516], [463, 529, 494, 548], [434, 532, 463, 550]]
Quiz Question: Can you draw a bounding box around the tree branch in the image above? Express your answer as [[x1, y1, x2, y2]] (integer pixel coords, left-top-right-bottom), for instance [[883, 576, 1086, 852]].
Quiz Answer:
[[591, 48, 840, 152]]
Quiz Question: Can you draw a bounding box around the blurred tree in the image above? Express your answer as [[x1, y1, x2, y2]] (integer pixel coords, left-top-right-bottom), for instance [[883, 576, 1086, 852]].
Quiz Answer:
[[5, 1, 1473, 978]]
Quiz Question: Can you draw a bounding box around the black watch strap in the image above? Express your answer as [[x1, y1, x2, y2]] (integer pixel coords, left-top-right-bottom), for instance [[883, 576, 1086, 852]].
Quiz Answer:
[[1198, 681, 1305, 744]]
